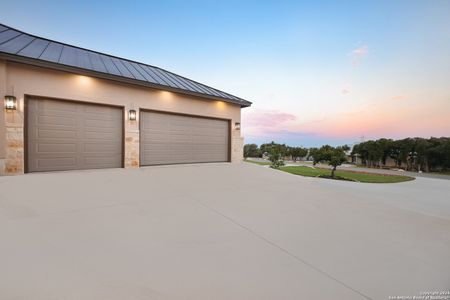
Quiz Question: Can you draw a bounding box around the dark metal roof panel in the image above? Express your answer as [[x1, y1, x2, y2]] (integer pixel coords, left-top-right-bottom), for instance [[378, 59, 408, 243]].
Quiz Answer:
[[87, 51, 108, 73], [110, 56, 134, 78], [195, 82, 228, 98], [76, 48, 93, 70], [166, 71, 207, 94], [0, 23, 251, 107], [39, 42, 63, 62], [98, 54, 122, 76], [160, 71, 202, 94], [141, 65, 171, 86], [151, 67, 182, 89], [121, 59, 146, 81], [59, 46, 92, 70], [0, 34, 34, 53], [189, 79, 227, 98], [18, 38, 49, 58], [169, 73, 201, 92], [0, 30, 21, 44], [129, 62, 158, 84]]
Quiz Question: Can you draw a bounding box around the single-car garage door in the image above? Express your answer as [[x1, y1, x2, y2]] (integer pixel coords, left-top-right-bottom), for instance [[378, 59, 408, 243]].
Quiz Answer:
[[27, 97, 123, 172], [140, 111, 230, 166]]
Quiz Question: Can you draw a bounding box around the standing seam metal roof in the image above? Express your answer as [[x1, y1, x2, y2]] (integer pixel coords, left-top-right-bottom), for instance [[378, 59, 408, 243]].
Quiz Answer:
[[0, 23, 251, 107]]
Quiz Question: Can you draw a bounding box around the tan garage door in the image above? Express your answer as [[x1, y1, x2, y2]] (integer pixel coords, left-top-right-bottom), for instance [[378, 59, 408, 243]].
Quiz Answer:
[[140, 111, 230, 166], [27, 97, 123, 172]]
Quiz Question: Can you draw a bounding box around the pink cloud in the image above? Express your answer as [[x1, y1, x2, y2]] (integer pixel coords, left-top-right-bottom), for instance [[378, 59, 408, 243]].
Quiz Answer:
[[391, 95, 408, 101], [243, 109, 296, 127], [242, 109, 297, 137], [350, 45, 369, 65], [341, 88, 350, 95]]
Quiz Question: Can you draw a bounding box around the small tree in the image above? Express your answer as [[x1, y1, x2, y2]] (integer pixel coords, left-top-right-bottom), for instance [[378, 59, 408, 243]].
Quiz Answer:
[[243, 144, 260, 159], [260, 142, 289, 158], [308, 147, 319, 165], [315, 145, 347, 178], [328, 147, 348, 178], [290, 147, 308, 162], [269, 150, 285, 169]]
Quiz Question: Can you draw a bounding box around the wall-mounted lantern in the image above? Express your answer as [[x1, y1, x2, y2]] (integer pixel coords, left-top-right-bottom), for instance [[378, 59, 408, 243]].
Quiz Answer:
[[4, 95, 17, 110], [234, 122, 241, 130], [128, 109, 137, 121]]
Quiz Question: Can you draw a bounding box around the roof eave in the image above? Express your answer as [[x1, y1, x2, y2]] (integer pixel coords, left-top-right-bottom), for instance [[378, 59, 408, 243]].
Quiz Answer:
[[0, 53, 252, 108]]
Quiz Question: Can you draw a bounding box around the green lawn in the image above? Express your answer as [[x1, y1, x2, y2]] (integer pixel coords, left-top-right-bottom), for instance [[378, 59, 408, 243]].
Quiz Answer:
[[279, 166, 415, 183], [244, 160, 271, 166]]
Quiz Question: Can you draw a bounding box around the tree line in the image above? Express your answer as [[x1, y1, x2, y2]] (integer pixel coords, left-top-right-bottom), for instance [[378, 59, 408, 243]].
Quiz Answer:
[[351, 137, 450, 172], [244, 142, 309, 162], [244, 137, 450, 173]]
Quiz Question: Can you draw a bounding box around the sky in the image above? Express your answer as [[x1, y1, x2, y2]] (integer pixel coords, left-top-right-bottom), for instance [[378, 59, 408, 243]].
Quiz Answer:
[[1, 0, 449, 147]]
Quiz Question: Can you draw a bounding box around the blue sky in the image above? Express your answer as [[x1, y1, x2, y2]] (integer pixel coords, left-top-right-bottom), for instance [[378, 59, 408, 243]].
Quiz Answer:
[[1, 0, 449, 146]]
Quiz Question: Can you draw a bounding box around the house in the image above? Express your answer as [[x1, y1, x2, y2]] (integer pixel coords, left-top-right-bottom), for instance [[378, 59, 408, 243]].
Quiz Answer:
[[0, 23, 251, 175]]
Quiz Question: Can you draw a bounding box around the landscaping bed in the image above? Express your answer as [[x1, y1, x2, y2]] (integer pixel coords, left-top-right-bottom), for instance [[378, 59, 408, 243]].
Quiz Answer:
[[280, 166, 415, 183]]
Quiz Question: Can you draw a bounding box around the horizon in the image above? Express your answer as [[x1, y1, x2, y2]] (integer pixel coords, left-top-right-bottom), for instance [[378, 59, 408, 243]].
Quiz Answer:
[[2, 0, 449, 147]]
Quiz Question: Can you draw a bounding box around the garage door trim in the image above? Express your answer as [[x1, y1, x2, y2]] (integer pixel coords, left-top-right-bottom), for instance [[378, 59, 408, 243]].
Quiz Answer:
[[139, 108, 232, 165], [24, 94, 125, 173]]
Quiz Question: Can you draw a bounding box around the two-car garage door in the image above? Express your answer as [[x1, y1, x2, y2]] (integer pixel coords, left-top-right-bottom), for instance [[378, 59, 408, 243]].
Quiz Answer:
[[26, 97, 230, 172]]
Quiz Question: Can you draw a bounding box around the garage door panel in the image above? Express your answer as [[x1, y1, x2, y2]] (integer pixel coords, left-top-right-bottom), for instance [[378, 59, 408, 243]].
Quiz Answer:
[[84, 118, 122, 129], [38, 143, 77, 153], [140, 111, 229, 166], [83, 142, 122, 153], [84, 114, 121, 122], [37, 100, 78, 112], [84, 131, 120, 140], [37, 129, 78, 139], [84, 155, 122, 167], [36, 157, 78, 169], [27, 98, 123, 172], [38, 115, 77, 127]]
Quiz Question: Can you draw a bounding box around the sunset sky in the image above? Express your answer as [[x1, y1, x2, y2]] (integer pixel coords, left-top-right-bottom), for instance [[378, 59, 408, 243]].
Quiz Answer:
[[2, 0, 449, 146]]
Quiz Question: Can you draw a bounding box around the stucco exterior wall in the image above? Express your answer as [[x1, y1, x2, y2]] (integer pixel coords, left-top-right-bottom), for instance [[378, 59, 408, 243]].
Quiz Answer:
[[0, 62, 5, 154], [0, 60, 244, 175]]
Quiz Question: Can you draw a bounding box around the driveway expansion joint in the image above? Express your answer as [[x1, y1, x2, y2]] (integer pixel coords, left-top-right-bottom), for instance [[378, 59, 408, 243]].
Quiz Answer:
[[194, 198, 373, 300]]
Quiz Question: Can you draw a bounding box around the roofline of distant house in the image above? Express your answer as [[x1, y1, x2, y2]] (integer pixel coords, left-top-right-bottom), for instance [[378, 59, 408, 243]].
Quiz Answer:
[[0, 23, 252, 107]]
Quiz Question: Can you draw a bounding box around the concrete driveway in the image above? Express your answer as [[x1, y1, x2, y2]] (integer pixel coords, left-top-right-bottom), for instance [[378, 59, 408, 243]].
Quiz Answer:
[[1, 163, 449, 300]]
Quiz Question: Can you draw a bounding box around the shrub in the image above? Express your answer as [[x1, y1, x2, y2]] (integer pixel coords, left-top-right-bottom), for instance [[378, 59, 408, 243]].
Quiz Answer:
[[269, 150, 285, 169]]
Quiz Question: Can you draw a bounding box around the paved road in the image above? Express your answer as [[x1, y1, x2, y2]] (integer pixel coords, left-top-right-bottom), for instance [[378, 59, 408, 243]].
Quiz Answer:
[[1, 163, 449, 299]]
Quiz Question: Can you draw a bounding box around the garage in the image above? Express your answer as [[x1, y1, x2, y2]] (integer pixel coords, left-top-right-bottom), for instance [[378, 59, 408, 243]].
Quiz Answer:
[[1, 23, 251, 176], [26, 97, 123, 172], [140, 110, 230, 166]]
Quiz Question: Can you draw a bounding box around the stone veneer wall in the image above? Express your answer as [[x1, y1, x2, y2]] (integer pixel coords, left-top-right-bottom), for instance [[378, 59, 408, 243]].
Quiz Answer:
[[1, 60, 24, 175], [4, 111, 24, 174], [124, 108, 140, 168], [231, 129, 244, 163]]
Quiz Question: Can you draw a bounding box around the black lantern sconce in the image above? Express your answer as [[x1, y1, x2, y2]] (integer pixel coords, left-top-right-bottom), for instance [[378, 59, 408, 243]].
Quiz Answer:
[[4, 95, 17, 110], [234, 122, 241, 130], [128, 109, 137, 121]]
